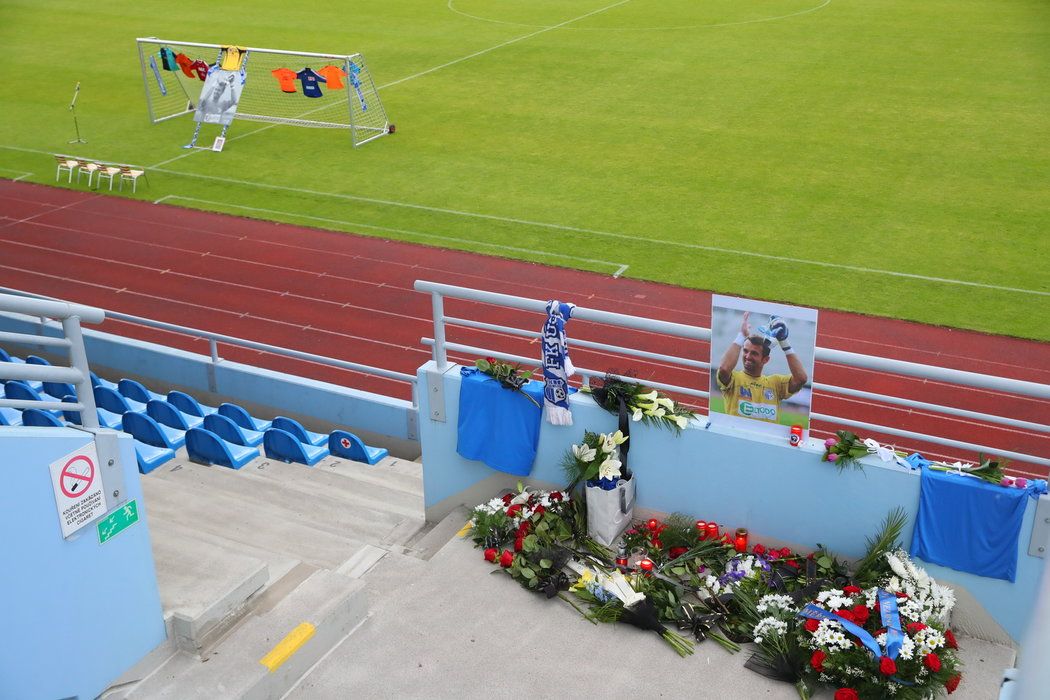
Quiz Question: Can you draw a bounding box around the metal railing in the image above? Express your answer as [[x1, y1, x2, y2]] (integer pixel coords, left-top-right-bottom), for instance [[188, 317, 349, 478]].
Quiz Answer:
[[0, 287, 419, 415], [0, 293, 104, 428], [414, 280, 1050, 469]]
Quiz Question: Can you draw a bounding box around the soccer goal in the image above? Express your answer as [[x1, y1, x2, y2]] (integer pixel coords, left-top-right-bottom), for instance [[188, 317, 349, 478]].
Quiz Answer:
[[136, 37, 391, 147]]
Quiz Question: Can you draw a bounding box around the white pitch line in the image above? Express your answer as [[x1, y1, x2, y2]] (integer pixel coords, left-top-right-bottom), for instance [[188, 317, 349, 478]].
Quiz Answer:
[[0, 168, 33, 181], [146, 166, 1049, 298], [161, 195, 630, 277]]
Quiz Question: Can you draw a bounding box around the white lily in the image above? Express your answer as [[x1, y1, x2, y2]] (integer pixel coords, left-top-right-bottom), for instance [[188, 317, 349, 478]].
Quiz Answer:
[[671, 414, 689, 429], [601, 430, 628, 453], [646, 407, 666, 418], [636, 390, 659, 402], [598, 457, 622, 480], [510, 490, 531, 506], [631, 407, 643, 422], [655, 396, 676, 410], [572, 443, 597, 463]]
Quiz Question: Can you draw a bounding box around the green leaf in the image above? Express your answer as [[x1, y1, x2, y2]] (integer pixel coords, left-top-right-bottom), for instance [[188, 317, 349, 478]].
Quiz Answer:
[[667, 590, 676, 605], [539, 559, 553, 569], [475, 359, 490, 371], [521, 567, 536, 579], [817, 556, 833, 569], [671, 566, 687, 576]]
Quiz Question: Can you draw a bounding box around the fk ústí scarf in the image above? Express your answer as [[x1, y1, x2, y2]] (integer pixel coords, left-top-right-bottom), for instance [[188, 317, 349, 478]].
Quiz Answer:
[[541, 300, 576, 425]]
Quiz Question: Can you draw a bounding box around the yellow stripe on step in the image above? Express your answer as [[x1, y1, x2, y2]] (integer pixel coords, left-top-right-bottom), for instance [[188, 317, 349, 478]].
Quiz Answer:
[[259, 622, 316, 672]]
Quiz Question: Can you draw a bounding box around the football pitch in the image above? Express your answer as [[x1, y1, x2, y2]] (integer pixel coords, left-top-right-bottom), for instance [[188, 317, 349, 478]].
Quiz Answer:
[[1, 0, 1047, 340]]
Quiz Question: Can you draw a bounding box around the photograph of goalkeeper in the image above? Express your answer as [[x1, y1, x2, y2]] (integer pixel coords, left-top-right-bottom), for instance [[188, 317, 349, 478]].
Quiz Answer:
[[708, 295, 818, 439]]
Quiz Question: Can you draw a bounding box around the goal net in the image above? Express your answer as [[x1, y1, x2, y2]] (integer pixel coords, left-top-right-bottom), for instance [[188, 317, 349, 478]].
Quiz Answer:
[[136, 38, 390, 147]]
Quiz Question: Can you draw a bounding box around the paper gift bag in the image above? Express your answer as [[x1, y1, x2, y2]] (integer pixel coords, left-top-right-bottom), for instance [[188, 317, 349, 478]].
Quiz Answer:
[[585, 476, 635, 547]]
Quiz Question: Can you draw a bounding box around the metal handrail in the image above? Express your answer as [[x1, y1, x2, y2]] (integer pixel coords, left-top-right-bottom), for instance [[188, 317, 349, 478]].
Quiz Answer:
[[0, 286, 418, 407], [414, 280, 1050, 468], [0, 292, 102, 429]]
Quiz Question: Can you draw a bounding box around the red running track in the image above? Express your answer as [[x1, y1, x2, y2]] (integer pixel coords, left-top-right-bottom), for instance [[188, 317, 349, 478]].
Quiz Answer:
[[1, 180, 1047, 477]]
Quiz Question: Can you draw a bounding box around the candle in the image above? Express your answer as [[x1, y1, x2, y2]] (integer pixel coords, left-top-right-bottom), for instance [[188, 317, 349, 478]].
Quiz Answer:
[[647, 518, 660, 532], [640, 558, 654, 574], [706, 522, 719, 540], [734, 528, 749, 553], [696, 520, 707, 538]]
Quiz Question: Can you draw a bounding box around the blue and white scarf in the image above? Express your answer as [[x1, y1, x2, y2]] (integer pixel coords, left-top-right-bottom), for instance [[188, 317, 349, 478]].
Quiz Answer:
[[541, 300, 576, 425]]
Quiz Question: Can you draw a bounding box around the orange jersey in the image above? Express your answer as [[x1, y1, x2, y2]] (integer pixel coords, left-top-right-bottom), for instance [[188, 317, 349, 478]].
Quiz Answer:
[[271, 68, 297, 93], [317, 65, 347, 90]]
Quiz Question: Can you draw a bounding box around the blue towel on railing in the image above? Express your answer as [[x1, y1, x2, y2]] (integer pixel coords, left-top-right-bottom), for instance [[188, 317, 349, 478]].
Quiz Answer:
[[910, 465, 1031, 582], [456, 367, 545, 476]]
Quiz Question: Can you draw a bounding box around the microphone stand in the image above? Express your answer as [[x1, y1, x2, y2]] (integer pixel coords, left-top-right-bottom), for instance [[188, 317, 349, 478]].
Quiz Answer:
[[69, 82, 87, 144]]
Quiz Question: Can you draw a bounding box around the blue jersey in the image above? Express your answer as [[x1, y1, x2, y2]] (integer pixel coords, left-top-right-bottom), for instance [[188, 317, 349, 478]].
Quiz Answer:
[[295, 68, 326, 98]]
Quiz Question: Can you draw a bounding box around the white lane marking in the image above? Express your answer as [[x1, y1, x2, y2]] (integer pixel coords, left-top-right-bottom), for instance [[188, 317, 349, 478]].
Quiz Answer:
[[161, 195, 629, 277]]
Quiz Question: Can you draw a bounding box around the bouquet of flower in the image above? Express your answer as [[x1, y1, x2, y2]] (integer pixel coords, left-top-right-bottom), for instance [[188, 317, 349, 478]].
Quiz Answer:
[[561, 430, 629, 489], [822, 431, 908, 472], [881, 549, 956, 626], [474, 357, 540, 408], [585, 375, 696, 433], [927, 453, 1007, 486]]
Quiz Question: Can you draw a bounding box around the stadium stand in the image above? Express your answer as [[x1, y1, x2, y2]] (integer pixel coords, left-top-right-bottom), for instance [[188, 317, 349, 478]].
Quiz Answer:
[[218, 401, 272, 431], [203, 412, 265, 447], [122, 411, 186, 451], [21, 408, 65, 427], [118, 378, 166, 403], [95, 385, 146, 415], [167, 390, 218, 417], [146, 398, 204, 430]]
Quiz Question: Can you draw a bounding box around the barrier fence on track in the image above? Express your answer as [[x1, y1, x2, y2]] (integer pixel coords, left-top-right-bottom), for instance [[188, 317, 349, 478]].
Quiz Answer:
[[414, 280, 1050, 477]]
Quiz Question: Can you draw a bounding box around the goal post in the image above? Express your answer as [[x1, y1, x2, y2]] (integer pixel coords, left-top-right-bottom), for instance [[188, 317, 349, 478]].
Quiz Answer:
[[136, 37, 391, 147]]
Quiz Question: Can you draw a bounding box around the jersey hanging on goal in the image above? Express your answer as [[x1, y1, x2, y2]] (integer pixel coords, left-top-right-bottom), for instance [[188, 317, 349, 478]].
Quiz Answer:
[[136, 37, 392, 147]]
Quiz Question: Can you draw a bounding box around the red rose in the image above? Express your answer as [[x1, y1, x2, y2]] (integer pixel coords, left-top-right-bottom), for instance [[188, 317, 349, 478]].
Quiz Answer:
[[806, 552, 816, 560], [945, 674, 961, 694], [485, 357, 496, 364], [924, 653, 942, 672], [651, 539, 662, 549], [768, 549, 781, 560], [843, 585, 862, 594], [506, 504, 523, 518], [810, 650, 826, 672], [945, 629, 958, 649], [834, 609, 856, 624], [906, 622, 927, 634], [669, 546, 688, 559], [753, 544, 767, 555], [484, 548, 497, 562], [499, 550, 514, 568], [879, 656, 897, 676], [804, 618, 820, 633], [513, 536, 524, 552], [517, 520, 531, 535], [533, 505, 546, 517], [834, 689, 859, 700], [549, 491, 563, 502], [501, 493, 513, 505], [785, 560, 801, 569], [851, 605, 870, 625], [895, 592, 908, 599], [874, 628, 886, 637], [778, 547, 791, 558]]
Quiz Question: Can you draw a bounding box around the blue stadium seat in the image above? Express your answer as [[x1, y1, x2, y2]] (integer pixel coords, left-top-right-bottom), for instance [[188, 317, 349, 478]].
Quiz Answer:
[[94, 385, 146, 415], [147, 399, 204, 430], [167, 390, 218, 418], [328, 430, 389, 465], [22, 408, 65, 427], [4, 381, 60, 415], [271, 416, 327, 447], [90, 371, 118, 391], [203, 413, 264, 447], [0, 347, 21, 363], [43, 380, 76, 401], [122, 411, 186, 451], [218, 402, 272, 432], [118, 378, 166, 404], [135, 441, 176, 474], [185, 427, 258, 470], [19, 355, 47, 393], [0, 407, 23, 426], [263, 428, 329, 466], [62, 395, 123, 430]]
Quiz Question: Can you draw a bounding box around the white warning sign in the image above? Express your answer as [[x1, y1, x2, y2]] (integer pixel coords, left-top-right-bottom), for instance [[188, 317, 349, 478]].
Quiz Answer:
[[49, 442, 108, 538]]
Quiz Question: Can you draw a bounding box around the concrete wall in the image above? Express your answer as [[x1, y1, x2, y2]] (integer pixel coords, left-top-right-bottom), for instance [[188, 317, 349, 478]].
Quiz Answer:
[[417, 361, 1047, 646], [0, 427, 166, 700], [0, 313, 419, 458]]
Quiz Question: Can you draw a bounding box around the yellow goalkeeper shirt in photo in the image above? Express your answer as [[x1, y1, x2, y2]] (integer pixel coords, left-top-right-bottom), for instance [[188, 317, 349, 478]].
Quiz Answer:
[[718, 371, 794, 423]]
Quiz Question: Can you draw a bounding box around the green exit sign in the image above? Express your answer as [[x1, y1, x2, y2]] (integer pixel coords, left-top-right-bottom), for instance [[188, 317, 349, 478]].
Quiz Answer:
[[97, 500, 140, 544]]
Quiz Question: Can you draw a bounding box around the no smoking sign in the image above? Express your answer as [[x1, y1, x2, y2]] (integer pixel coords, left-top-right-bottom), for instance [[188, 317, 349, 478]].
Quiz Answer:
[[49, 443, 108, 538]]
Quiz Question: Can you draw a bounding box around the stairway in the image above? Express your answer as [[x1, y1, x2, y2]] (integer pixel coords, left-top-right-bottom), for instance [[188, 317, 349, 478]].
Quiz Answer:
[[102, 450, 430, 699]]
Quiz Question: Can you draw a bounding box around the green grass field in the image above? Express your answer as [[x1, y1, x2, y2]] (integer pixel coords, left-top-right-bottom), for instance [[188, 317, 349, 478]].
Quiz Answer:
[[1, 0, 1047, 339]]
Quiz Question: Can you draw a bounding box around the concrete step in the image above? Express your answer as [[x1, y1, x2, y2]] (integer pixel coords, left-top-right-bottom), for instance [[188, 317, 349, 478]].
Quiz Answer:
[[141, 474, 378, 570], [126, 569, 368, 700], [148, 517, 270, 653], [145, 458, 414, 546], [244, 455, 424, 523]]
